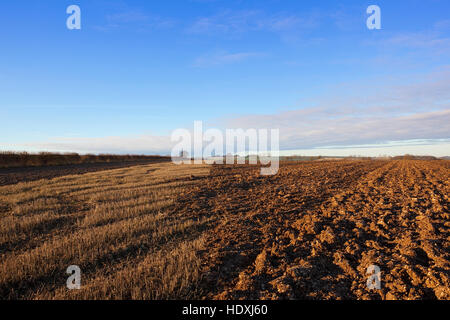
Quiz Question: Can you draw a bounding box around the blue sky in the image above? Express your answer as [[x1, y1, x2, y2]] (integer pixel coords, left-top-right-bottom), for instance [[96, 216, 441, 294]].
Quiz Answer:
[[1, 0, 449, 156]]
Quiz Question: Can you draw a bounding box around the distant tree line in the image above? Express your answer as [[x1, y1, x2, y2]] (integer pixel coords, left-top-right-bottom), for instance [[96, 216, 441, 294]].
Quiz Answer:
[[391, 154, 438, 160], [0, 151, 169, 168]]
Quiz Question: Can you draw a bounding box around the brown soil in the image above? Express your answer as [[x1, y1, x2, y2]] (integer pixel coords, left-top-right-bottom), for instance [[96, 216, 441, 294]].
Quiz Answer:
[[0, 160, 448, 300], [174, 160, 450, 300]]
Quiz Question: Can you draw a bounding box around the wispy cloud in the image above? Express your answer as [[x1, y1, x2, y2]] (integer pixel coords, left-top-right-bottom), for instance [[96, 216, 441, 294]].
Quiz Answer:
[[94, 9, 175, 32], [107, 11, 150, 24], [186, 9, 319, 36], [383, 32, 450, 51], [366, 19, 450, 55], [193, 51, 264, 67]]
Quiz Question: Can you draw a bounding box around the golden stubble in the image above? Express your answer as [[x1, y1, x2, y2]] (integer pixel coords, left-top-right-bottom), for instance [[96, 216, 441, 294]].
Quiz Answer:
[[0, 162, 210, 300]]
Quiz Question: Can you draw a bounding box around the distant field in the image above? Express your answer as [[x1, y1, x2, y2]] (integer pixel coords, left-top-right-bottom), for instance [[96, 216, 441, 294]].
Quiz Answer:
[[0, 159, 171, 186], [0, 160, 448, 300]]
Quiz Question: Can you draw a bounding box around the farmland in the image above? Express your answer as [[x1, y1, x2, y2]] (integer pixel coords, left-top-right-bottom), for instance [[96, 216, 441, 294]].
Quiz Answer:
[[0, 160, 448, 300]]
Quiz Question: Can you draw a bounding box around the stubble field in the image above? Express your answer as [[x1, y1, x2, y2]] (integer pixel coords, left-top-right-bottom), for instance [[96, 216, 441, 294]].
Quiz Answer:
[[0, 160, 448, 300]]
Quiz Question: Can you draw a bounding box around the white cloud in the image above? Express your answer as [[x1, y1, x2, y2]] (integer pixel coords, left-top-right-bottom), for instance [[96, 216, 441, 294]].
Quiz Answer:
[[221, 69, 450, 150], [8, 135, 173, 155], [7, 70, 450, 156], [279, 141, 450, 158]]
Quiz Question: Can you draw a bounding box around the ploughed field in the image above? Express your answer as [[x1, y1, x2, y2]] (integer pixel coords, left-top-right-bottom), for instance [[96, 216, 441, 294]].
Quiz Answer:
[[0, 160, 448, 300]]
